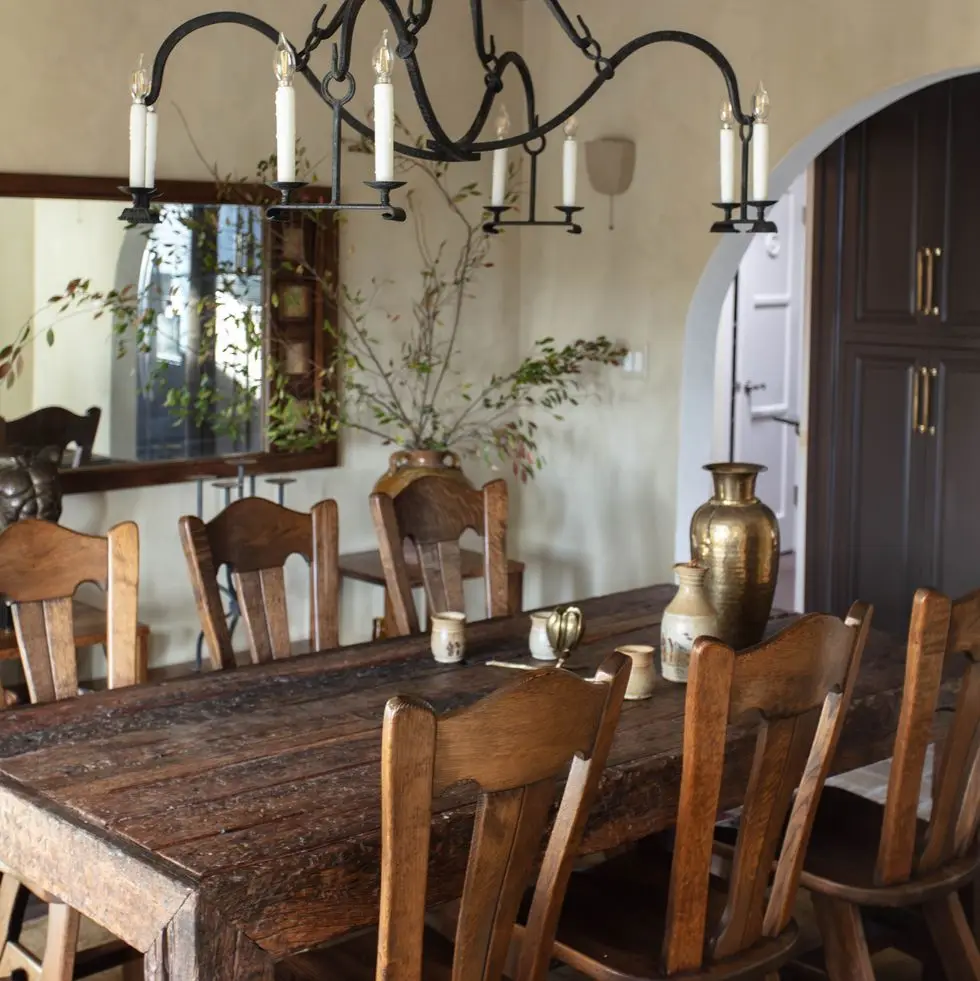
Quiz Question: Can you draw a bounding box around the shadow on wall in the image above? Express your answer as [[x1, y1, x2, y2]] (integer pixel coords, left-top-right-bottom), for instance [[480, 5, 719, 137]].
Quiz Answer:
[[674, 65, 980, 561]]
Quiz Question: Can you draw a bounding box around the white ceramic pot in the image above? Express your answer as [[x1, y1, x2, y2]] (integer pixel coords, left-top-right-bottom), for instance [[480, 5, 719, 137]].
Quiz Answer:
[[661, 562, 718, 684], [529, 611, 557, 661], [431, 611, 466, 664], [615, 644, 657, 700]]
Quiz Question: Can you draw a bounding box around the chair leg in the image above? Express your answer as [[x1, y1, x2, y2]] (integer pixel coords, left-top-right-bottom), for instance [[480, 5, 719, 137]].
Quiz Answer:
[[810, 893, 875, 981], [0, 876, 26, 953], [923, 892, 980, 981], [39, 904, 79, 981]]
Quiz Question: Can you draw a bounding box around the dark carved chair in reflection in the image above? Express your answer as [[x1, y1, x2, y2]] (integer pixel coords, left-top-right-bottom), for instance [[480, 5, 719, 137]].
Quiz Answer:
[[0, 405, 101, 468]]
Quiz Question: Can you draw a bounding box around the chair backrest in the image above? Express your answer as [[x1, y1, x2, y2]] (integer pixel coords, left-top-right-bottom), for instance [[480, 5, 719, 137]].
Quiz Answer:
[[875, 587, 980, 884], [664, 603, 872, 975], [0, 406, 101, 467], [379, 653, 630, 981], [0, 519, 140, 703], [179, 496, 339, 670], [371, 476, 509, 636]]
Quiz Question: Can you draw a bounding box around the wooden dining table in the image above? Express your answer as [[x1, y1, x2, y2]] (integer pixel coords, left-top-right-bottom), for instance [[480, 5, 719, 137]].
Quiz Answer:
[[0, 586, 926, 980]]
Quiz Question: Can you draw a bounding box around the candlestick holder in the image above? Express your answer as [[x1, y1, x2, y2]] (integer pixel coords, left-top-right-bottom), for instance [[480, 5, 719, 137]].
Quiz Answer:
[[482, 204, 584, 235], [711, 199, 777, 234], [266, 180, 407, 223], [118, 186, 161, 225]]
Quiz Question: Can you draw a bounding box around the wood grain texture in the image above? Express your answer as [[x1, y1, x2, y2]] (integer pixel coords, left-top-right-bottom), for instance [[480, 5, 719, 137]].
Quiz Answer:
[[0, 587, 923, 964], [802, 587, 980, 978], [371, 477, 510, 637], [367, 655, 628, 981], [0, 520, 140, 702], [180, 497, 340, 668]]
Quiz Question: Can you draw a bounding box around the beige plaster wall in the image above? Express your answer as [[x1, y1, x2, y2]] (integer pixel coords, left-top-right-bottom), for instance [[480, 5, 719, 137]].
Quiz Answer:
[[0, 199, 35, 420], [517, 0, 980, 606], [0, 1, 524, 666]]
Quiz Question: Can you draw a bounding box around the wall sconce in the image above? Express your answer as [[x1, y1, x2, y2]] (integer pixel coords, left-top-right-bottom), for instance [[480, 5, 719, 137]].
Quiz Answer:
[[585, 137, 636, 229]]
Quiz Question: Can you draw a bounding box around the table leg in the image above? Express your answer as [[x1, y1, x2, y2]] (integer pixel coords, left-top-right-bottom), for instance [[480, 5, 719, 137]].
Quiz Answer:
[[507, 566, 524, 616], [144, 896, 273, 981]]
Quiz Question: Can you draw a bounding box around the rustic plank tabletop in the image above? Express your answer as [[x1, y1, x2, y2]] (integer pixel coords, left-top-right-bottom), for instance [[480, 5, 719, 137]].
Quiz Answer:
[[0, 586, 916, 980]]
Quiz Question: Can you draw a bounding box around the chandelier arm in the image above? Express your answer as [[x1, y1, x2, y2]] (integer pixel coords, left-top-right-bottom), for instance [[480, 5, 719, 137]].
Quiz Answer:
[[469, 0, 493, 65], [142, 10, 446, 161], [468, 29, 752, 153], [457, 50, 537, 148], [538, 0, 591, 50]]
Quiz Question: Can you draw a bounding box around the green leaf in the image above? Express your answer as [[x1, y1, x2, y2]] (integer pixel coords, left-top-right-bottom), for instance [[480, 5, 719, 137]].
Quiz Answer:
[[45, 328, 55, 346]]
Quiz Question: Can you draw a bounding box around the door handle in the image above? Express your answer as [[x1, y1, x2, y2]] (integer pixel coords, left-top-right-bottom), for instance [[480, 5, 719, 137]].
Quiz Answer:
[[913, 366, 923, 434], [923, 366, 937, 435], [926, 247, 942, 316], [916, 247, 926, 314]]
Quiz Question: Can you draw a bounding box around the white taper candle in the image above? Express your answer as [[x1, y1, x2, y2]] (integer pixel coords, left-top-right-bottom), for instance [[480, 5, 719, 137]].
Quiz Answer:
[[562, 116, 579, 208], [491, 104, 511, 208], [751, 82, 771, 202], [144, 107, 158, 188], [372, 31, 395, 182], [719, 101, 735, 204], [276, 86, 296, 182], [129, 103, 147, 188], [751, 122, 769, 201], [274, 34, 297, 183], [491, 149, 508, 207]]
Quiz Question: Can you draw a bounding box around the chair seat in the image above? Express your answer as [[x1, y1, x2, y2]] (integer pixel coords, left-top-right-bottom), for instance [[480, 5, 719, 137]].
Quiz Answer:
[[800, 785, 980, 907], [538, 845, 798, 981], [276, 926, 455, 981]]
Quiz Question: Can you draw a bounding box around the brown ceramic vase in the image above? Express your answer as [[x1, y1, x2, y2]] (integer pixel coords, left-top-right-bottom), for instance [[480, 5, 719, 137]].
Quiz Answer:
[[373, 449, 474, 498]]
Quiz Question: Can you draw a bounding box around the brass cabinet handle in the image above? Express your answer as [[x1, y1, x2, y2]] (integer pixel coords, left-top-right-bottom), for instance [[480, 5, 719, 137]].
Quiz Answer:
[[924, 366, 937, 435], [913, 366, 923, 433], [928, 247, 942, 316], [924, 247, 935, 316], [916, 247, 926, 314]]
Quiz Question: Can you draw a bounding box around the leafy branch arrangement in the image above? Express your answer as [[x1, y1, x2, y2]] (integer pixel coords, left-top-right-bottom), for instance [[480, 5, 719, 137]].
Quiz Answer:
[[268, 120, 626, 479], [1, 121, 625, 479]]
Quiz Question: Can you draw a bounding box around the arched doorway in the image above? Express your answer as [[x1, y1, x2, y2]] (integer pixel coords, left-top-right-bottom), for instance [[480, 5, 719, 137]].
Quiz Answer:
[[675, 66, 980, 604]]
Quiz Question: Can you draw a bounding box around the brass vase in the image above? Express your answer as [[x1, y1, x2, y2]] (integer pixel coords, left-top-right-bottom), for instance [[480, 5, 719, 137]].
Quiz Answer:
[[690, 463, 779, 650]]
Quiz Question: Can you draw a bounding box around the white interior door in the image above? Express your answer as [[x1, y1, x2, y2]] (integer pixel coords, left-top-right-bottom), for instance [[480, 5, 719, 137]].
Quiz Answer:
[[732, 174, 807, 554]]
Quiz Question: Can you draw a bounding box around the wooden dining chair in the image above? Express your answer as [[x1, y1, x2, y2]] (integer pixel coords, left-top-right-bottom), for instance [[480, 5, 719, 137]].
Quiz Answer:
[[278, 652, 631, 981], [0, 406, 101, 468], [0, 519, 141, 981], [535, 604, 871, 981], [371, 477, 509, 636], [798, 587, 980, 980], [180, 496, 340, 670]]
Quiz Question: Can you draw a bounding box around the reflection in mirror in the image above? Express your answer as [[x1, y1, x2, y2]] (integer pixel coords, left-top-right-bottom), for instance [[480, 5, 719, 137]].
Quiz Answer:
[[0, 187, 336, 486]]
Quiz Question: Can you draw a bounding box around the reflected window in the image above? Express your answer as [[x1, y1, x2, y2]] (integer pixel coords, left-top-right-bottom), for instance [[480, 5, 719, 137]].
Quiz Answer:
[[135, 204, 265, 461]]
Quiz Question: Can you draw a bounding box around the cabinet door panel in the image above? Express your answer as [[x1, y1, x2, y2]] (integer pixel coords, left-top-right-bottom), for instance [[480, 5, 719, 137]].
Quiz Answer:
[[923, 352, 980, 598], [836, 346, 928, 632], [839, 83, 947, 338], [940, 75, 980, 332]]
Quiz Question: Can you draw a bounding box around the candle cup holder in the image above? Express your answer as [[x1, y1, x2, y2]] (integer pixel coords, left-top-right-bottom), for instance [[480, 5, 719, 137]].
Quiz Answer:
[[555, 205, 584, 235], [266, 181, 311, 222], [482, 205, 514, 234], [747, 199, 778, 233], [118, 186, 161, 225], [710, 202, 739, 234], [363, 181, 408, 222]]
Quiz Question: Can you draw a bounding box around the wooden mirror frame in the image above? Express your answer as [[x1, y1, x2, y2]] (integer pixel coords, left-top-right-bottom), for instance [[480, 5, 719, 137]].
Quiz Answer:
[[0, 172, 340, 494]]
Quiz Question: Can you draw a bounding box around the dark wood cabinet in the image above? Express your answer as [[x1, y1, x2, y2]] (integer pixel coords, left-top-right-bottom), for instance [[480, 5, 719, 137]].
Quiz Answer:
[[809, 75, 980, 631]]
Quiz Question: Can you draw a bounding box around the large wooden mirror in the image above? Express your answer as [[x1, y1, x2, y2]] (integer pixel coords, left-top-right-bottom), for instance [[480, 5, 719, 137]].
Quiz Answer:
[[0, 174, 338, 493]]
